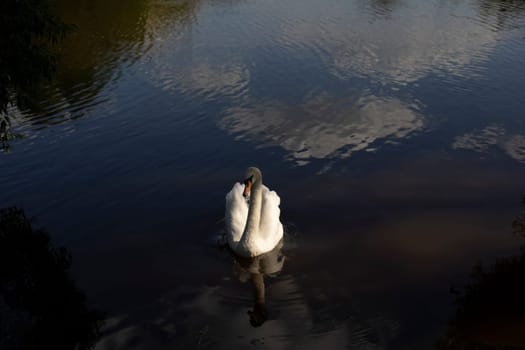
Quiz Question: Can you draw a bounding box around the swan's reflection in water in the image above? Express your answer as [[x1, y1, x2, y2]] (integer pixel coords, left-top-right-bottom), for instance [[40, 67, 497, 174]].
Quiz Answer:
[[230, 239, 285, 327]]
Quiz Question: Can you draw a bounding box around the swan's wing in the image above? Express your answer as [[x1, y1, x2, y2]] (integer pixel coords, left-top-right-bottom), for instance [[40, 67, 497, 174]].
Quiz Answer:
[[225, 182, 248, 244], [259, 185, 284, 243]]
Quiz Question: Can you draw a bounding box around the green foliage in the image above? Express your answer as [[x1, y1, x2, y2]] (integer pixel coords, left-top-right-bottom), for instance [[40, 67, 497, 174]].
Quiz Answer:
[[0, 207, 104, 350], [0, 0, 72, 151], [437, 199, 525, 349]]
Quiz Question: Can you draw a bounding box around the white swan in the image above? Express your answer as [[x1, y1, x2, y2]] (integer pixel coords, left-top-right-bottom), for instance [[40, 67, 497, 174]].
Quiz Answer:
[[225, 167, 284, 257]]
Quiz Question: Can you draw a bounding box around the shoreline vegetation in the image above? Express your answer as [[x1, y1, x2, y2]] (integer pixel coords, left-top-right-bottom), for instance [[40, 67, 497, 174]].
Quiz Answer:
[[0, 207, 104, 350], [438, 197, 525, 349]]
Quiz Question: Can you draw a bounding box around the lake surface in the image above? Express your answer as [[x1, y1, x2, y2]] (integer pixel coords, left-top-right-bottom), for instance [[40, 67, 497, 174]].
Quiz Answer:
[[2, 0, 525, 348]]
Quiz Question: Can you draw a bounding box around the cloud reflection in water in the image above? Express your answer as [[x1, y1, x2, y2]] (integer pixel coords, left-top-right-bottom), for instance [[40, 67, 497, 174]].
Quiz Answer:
[[452, 125, 525, 163], [221, 94, 424, 164], [280, 0, 499, 83]]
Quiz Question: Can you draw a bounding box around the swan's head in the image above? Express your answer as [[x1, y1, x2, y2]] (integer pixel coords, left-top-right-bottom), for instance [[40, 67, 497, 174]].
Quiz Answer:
[[248, 302, 267, 327], [243, 167, 262, 198]]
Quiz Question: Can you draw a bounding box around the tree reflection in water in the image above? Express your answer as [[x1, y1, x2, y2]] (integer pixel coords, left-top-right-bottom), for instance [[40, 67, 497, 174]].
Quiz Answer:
[[0, 207, 104, 350], [438, 197, 525, 349], [1, 0, 199, 151], [0, 0, 71, 152]]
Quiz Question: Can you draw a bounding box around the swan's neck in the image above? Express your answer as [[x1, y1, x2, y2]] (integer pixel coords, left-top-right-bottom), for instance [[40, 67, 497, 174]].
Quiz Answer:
[[251, 273, 265, 305], [240, 179, 263, 248]]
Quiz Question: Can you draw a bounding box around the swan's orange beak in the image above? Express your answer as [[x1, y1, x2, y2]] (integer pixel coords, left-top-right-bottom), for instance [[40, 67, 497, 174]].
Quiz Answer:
[[243, 179, 252, 197]]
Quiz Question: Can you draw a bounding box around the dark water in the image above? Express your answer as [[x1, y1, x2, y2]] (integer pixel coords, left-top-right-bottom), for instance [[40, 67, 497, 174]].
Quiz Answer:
[[2, 0, 525, 348]]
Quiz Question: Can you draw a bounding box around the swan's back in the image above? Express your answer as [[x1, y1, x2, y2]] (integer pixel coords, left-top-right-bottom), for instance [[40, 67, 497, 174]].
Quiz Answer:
[[259, 187, 283, 247]]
